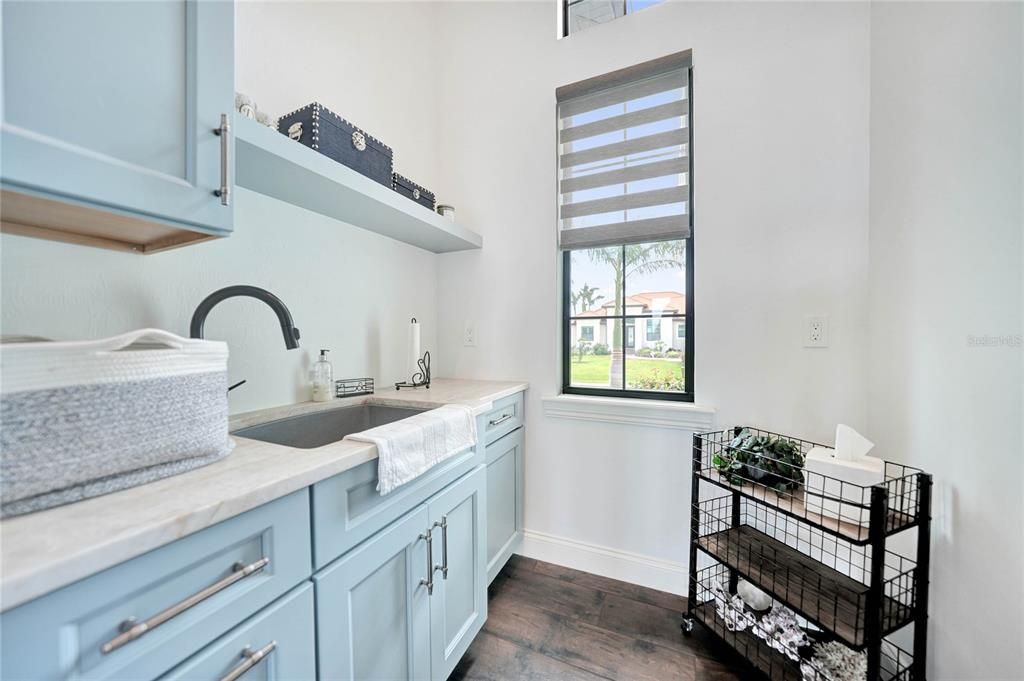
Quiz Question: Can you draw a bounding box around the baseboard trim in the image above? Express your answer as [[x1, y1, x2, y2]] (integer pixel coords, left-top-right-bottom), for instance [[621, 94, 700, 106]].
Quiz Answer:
[[518, 528, 688, 596]]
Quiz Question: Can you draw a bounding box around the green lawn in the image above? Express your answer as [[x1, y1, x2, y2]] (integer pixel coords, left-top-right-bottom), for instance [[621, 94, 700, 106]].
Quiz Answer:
[[570, 353, 684, 390]]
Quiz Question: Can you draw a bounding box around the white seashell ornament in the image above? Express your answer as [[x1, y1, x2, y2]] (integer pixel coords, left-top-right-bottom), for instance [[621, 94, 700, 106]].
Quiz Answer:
[[737, 579, 773, 611]]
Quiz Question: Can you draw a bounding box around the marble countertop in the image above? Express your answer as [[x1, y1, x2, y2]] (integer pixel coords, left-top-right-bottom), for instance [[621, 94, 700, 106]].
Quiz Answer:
[[0, 378, 527, 612]]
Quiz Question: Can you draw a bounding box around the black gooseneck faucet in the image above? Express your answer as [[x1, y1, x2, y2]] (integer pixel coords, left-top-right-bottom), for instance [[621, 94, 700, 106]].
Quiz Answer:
[[190, 285, 301, 349]]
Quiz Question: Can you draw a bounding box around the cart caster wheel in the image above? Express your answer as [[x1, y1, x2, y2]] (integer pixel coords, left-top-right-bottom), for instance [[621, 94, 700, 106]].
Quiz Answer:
[[681, 617, 695, 636]]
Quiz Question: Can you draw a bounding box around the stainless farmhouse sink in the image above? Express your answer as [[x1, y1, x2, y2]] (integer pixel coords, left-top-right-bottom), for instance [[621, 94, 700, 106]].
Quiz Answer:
[[232, 404, 428, 449]]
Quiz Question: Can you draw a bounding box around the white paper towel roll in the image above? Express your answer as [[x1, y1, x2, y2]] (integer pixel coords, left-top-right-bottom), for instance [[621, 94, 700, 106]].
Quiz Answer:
[[409, 318, 421, 382]]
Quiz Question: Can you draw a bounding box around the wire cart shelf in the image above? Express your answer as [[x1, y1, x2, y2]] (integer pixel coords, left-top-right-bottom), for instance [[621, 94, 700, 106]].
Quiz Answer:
[[685, 427, 932, 680]]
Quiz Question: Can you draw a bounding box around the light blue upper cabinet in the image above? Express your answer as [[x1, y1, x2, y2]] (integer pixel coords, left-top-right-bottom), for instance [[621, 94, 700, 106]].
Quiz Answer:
[[1, 0, 234, 253]]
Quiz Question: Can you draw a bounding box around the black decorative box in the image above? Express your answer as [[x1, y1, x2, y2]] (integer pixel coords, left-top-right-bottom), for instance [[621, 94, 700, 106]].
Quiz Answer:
[[392, 173, 436, 210], [277, 102, 393, 187]]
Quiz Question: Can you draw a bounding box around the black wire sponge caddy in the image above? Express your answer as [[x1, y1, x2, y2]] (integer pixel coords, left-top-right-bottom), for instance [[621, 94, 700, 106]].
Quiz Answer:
[[395, 351, 431, 390], [684, 426, 932, 681]]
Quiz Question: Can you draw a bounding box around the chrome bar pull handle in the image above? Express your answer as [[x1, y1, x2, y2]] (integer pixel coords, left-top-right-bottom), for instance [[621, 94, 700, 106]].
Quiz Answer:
[[419, 530, 434, 595], [101, 557, 269, 654], [213, 113, 231, 206], [488, 413, 513, 427], [433, 516, 449, 580], [219, 641, 277, 681]]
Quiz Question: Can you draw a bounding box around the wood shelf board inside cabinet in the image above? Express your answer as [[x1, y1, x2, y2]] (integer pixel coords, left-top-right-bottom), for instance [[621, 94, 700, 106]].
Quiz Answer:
[[233, 115, 482, 254], [0, 189, 219, 254]]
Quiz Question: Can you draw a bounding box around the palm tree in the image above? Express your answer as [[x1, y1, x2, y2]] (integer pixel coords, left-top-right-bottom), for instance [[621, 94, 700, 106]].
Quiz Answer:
[[571, 283, 605, 315], [587, 241, 685, 388]]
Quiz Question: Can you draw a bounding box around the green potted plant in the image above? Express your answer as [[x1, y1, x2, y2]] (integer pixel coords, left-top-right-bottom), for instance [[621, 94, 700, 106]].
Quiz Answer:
[[712, 429, 805, 493]]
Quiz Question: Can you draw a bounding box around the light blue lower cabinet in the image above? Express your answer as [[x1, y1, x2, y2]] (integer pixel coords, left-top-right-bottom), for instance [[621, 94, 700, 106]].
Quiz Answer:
[[485, 428, 524, 584], [314, 504, 433, 680], [2, 411, 519, 681], [426, 465, 487, 680], [314, 465, 487, 681], [159, 583, 316, 681], [0, 490, 312, 681]]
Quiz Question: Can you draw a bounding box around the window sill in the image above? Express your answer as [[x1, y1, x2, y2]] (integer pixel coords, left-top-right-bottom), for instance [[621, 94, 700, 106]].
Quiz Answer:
[[542, 394, 716, 431]]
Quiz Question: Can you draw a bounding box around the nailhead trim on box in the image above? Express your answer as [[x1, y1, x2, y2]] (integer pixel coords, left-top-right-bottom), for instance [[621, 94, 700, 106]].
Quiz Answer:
[[277, 102, 393, 153]]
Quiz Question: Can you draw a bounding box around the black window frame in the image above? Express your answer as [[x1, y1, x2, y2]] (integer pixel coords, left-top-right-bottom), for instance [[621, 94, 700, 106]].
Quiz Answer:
[[559, 65, 694, 402], [562, 236, 694, 402]]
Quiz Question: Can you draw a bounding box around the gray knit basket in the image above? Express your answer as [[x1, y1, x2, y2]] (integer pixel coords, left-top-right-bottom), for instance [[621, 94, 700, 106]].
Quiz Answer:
[[0, 329, 232, 517]]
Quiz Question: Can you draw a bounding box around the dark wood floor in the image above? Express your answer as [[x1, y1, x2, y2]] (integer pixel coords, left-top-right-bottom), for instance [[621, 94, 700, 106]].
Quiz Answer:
[[451, 555, 748, 681]]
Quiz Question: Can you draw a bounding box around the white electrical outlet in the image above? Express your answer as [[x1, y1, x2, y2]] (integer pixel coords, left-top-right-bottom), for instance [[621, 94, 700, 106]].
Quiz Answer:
[[804, 315, 829, 347], [463, 321, 477, 347]]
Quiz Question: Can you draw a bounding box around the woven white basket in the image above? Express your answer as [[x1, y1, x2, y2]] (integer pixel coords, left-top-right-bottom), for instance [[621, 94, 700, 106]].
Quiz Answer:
[[0, 329, 232, 517]]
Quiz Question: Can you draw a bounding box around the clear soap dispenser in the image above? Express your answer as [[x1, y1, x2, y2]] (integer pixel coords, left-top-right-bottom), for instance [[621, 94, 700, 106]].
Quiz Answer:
[[311, 349, 334, 402]]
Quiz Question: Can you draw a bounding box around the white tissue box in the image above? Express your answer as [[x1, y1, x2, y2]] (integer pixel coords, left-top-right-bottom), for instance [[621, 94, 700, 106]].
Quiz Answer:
[[803, 446, 884, 526]]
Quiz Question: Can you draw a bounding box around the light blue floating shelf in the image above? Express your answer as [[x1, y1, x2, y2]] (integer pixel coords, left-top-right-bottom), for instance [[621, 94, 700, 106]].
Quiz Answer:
[[234, 114, 482, 253]]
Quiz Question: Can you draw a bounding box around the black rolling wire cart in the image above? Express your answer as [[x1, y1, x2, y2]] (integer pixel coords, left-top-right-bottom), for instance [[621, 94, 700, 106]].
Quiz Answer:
[[684, 427, 932, 681]]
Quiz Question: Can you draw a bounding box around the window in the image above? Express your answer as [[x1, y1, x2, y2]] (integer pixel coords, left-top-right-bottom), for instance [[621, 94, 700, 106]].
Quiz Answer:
[[562, 0, 666, 37], [557, 55, 692, 403], [557, 49, 692, 402], [564, 242, 689, 397]]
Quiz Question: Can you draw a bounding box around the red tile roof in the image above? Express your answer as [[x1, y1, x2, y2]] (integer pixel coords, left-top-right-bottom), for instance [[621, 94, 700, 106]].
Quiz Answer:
[[577, 291, 685, 317]]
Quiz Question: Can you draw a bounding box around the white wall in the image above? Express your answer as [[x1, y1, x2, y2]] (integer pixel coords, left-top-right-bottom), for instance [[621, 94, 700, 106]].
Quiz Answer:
[[0, 189, 438, 414], [0, 2, 443, 415], [868, 3, 1024, 678], [236, 1, 441, 187], [432, 0, 871, 590]]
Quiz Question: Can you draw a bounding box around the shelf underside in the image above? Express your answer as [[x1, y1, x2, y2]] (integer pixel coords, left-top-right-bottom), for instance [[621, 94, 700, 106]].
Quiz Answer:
[[0, 189, 218, 253], [698, 525, 913, 647], [700, 472, 915, 544]]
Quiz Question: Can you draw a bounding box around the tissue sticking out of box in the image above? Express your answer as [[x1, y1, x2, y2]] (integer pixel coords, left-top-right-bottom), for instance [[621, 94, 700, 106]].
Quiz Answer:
[[835, 423, 874, 461], [804, 425, 884, 526]]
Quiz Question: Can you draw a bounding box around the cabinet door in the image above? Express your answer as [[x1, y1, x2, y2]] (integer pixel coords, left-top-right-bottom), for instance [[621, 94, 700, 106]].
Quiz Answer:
[[426, 465, 487, 681], [1, 0, 234, 236], [485, 428, 524, 583], [315, 505, 432, 681]]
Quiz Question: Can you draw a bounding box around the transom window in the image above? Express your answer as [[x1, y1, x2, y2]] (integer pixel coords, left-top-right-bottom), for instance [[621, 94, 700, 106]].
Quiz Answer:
[[562, 0, 667, 37], [557, 50, 693, 401]]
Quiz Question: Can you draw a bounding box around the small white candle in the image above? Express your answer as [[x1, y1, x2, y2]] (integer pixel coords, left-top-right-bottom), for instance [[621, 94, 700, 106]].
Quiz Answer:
[[409, 318, 421, 383]]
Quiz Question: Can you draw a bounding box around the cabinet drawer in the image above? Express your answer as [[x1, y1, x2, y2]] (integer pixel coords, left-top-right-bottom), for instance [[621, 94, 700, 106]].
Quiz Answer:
[[160, 583, 315, 681], [311, 445, 482, 569], [1, 490, 312, 681], [482, 392, 524, 445]]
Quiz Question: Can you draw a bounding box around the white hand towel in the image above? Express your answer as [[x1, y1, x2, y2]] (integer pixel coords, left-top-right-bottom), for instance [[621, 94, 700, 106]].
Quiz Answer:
[[344, 404, 477, 495]]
